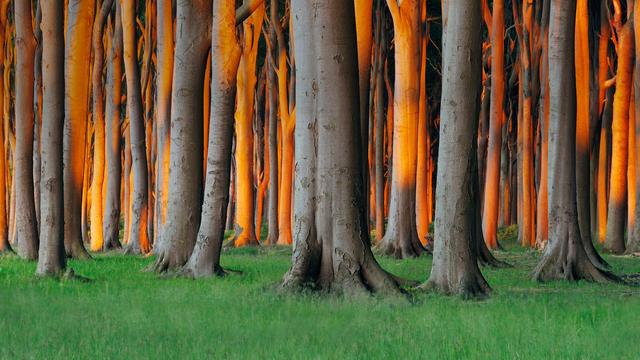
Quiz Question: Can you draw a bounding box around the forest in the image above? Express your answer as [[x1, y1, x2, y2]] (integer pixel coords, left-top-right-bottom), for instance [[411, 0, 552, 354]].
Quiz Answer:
[[2, 0, 640, 358]]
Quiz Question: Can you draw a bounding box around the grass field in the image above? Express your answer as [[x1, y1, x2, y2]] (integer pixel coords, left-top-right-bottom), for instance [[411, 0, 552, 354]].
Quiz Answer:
[[2, 229, 640, 359]]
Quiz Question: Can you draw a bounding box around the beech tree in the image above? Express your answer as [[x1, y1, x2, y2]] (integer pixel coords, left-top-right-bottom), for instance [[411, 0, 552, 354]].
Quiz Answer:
[[532, 0, 617, 283], [14, 0, 38, 260], [37, 0, 66, 275], [378, 0, 426, 259], [153, 0, 211, 272], [120, 0, 150, 254], [281, 0, 403, 295], [63, 0, 94, 259], [102, 3, 123, 251], [422, 0, 490, 299]]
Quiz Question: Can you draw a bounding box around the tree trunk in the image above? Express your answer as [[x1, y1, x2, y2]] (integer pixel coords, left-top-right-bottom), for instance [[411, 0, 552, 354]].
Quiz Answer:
[[63, 0, 94, 259], [482, 0, 505, 250], [232, 5, 264, 247], [379, 0, 425, 259], [265, 0, 279, 246], [153, 0, 211, 272], [14, 0, 39, 260], [37, 0, 66, 275], [282, 0, 403, 296], [355, 0, 373, 233], [89, 0, 114, 252], [181, 0, 241, 277], [532, 0, 617, 283], [629, 0, 640, 254], [0, 5, 10, 254], [605, 19, 633, 254], [154, 0, 173, 246], [103, 2, 123, 251], [422, 0, 490, 299], [121, 0, 150, 254]]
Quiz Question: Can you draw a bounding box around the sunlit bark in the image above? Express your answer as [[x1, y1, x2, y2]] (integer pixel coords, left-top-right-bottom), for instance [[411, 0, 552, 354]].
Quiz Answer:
[[379, 0, 425, 258], [629, 0, 640, 254], [0, 1, 10, 253], [605, 18, 634, 254], [233, 4, 264, 247], [63, 0, 94, 259]]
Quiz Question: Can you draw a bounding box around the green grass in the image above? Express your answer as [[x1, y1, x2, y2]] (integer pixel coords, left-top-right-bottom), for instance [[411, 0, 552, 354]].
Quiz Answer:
[[2, 233, 640, 359]]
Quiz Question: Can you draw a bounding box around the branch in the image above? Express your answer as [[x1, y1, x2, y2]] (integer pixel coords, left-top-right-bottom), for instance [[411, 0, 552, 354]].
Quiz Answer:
[[385, 0, 400, 23], [236, 0, 265, 25]]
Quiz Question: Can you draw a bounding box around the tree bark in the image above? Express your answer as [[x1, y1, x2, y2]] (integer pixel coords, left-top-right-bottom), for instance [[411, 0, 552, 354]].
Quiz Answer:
[[421, 0, 490, 299], [63, 0, 94, 259], [154, 0, 173, 246], [37, 0, 66, 275], [121, 0, 150, 254], [14, 0, 39, 260], [629, 0, 640, 254], [89, 0, 114, 252], [282, 0, 403, 296], [605, 19, 634, 254], [265, 0, 279, 246], [153, 0, 211, 272], [532, 0, 617, 283], [482, 0, 505, 250], [232, 4, 264, 247], [103, 2, 123, 251], [181, 0, 241, 277], [379, 0, 426, 259], [0, 3, 11, 254]]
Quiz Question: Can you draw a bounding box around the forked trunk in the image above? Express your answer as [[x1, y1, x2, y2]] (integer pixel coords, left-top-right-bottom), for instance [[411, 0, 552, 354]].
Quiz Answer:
[[182, 0, 241, 277], [153, 0, 211, 272], [422, 0, 490, 299], [282, 0, 403, 296], [37, 0, 66, 275]]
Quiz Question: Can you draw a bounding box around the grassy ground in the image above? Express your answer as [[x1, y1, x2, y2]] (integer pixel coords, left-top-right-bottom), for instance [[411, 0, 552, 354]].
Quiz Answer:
[[2, 229, 640, 359]]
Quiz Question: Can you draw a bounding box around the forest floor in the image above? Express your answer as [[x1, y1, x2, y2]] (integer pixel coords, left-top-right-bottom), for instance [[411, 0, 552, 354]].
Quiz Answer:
[[1, 227, 640, 359]]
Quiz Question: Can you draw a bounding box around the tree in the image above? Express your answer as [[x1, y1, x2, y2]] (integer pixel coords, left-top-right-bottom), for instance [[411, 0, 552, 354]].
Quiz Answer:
[[37, 0, 66, 275], [153, 0, 211, 272], [265, 0, 279, 246], [281, 0, 402, 295], [89, 0, 115, 252], [628, 0, 640, 254], [103, 2, 123, 251], [63, 0, 94, 259], [182, 0, 242, 277], [532, 0, 617, 283], [605, 8, 634, 254], [421, 0, 490, 299], [378, 0, 426, 259], [482, 0, 505, 249], [14, 0, 39, 260], [154, 0, 173, 244], [120, 0, 150, 254], [232, 4, 264, 247]]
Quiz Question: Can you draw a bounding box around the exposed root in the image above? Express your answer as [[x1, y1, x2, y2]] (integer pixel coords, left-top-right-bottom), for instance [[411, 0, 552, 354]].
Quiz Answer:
[[419, 273, 491, 300], [532, 243, 621, 284], [376, 234, 428, 259]]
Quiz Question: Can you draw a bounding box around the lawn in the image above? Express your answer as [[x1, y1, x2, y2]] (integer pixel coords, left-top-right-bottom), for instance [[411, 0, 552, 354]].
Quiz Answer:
[[1, 231, 640, 359]]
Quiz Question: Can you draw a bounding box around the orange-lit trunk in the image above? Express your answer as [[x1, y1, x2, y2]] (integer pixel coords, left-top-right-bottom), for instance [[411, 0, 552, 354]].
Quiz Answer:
[[535, 0, 550, 247], [415, 0, 430, 246], [596, 4, 611, 244], [63, 0, 94, 259], [0, 2, 9, 253], [233, 4, 264, 247], [154, 0, 172, 243], [483, 0, 505, 249], [605, 20, 633, 254], [379, 0, 425, 259], [89, 0, 114, 252], [629, 91, 636, 231], [275, 8, 293, 246]]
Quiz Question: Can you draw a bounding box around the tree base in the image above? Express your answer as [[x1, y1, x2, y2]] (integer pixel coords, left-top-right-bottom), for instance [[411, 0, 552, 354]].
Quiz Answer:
[[377, 233, 428, 259], [66, 241, 91, 260], [419, 272, 491, 300]]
